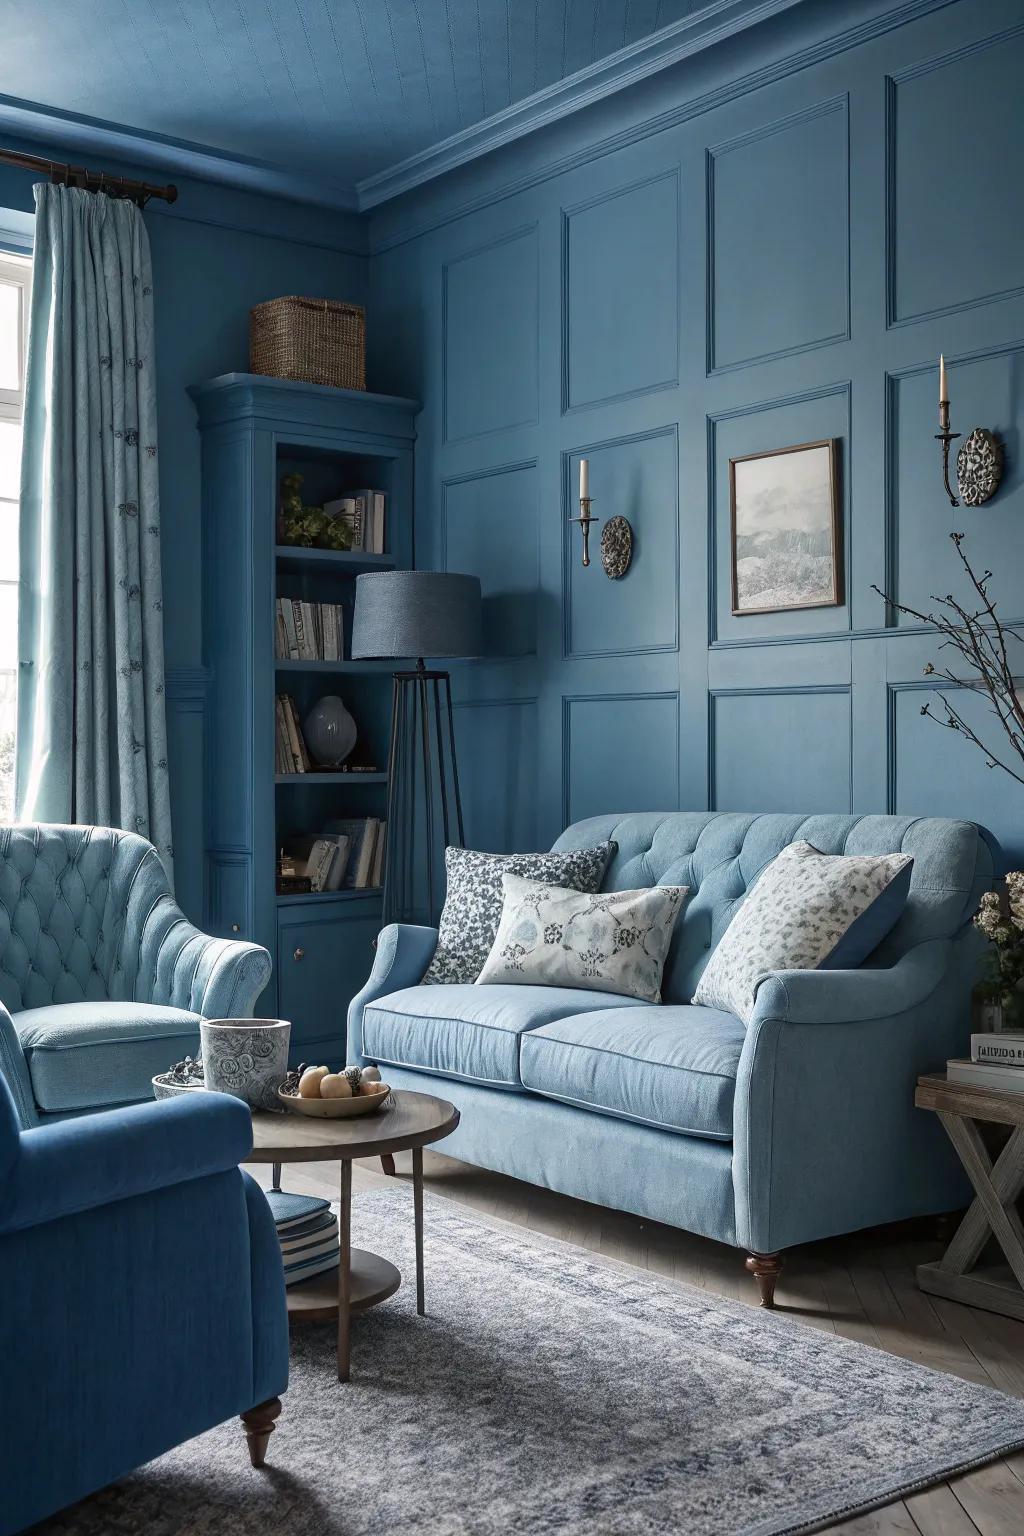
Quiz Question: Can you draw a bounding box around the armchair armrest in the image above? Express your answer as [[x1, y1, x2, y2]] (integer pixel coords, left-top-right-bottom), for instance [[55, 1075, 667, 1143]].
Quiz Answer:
[[750, 938, 953, 1026], [139, 894, 272, 1017], [733, 937, 973, 1256], [0, 1003, 38, 1129], [0, 1092, 253, 1237], [347, 923, 438, 1062]]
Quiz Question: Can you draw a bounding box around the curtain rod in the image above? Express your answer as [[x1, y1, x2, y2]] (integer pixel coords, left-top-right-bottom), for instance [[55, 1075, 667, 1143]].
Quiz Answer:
[[0, 147, 177, 207]]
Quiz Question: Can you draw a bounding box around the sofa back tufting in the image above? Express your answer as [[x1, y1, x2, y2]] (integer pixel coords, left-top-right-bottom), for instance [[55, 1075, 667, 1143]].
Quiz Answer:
[[552, 812, 995, 1006]]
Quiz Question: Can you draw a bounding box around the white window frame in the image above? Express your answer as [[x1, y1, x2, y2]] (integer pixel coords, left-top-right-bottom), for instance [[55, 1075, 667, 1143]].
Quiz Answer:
[[0, 250, 31, 420], [0, 249, 32, 823]]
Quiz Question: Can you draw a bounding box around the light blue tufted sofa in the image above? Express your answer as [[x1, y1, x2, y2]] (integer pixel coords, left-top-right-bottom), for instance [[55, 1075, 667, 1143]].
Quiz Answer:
[[0, 824, 272, 1128], [349, 812, 995, 1303]]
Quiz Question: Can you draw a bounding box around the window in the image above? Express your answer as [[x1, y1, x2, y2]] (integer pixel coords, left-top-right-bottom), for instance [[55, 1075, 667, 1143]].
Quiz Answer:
[[0, 251, 31, 821]]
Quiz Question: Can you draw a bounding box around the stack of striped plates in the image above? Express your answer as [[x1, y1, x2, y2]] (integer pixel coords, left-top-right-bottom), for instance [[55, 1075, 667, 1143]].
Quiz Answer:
[[264, 1190, 340, 1286]]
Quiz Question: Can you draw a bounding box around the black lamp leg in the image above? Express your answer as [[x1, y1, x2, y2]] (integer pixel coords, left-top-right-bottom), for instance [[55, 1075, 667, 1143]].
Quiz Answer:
[[443, 673, 466, 847]]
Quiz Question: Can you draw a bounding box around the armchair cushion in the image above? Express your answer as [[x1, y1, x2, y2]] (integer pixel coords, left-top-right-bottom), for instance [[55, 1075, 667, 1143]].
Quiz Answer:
[[15, 1001, 200, 1112], [362, 983, 643, 1088], [520, 1005, 744, 1140]]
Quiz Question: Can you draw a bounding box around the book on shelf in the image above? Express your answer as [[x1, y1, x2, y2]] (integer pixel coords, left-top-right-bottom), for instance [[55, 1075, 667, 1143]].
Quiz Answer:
[[971, 1032, 1024, 1066], [275, 599, 346, 661], [947, 1057, 1024, 1093], [302, 833, 353, 893], [325, 817, 383, 889], [275, 693, 311, 773], [324, 489, 386, 555]]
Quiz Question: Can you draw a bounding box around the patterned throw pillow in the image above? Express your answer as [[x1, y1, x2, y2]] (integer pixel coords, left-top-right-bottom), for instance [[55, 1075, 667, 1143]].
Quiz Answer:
[[692, 840, 914, 1024], [422, 844, 615, 986], [476, 876, 688, 1004]]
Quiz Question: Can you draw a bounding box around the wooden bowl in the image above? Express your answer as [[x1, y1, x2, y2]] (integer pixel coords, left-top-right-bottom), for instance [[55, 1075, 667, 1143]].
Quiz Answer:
[[278, 1083, 391, 1118]]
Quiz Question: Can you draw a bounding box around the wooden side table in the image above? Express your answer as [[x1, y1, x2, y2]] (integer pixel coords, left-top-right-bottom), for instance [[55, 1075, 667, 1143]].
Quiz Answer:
[[915, 1072, 1024, 1321], [246, 1090, 459, 1381]]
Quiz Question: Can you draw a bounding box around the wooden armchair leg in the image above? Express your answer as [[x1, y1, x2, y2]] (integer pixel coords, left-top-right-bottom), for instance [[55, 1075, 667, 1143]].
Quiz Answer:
[[240, 1396, 282, 1467], [745, 1252, 784, 1309], [380, 1154, 397, 1176]]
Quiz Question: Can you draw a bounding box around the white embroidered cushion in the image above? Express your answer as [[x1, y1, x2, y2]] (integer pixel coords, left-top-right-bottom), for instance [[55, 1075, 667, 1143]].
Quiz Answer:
[[422, 843, 615, 986], [475, 875, 688, 1004], [692, 840, 914, 1024]]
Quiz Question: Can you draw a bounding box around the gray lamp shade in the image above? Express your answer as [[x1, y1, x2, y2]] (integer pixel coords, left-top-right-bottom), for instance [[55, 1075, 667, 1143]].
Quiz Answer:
[[351, 570, 482, 660]]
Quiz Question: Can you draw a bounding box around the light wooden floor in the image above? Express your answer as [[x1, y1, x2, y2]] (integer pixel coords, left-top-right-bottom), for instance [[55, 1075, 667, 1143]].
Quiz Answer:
[[254, 1150, 1024, 1536]]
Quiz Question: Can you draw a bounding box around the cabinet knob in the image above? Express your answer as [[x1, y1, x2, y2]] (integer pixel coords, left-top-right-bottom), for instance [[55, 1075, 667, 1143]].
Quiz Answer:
[[231, 923, 240, 933], [293, 947, 305, 962]]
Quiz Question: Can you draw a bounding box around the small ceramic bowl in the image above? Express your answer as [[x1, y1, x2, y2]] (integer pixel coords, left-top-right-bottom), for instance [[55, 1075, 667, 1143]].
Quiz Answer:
[[278, 1082, 391, 1118]]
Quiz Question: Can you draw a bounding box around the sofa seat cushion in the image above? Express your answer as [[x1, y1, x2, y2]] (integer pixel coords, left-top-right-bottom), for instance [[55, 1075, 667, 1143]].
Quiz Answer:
[[362, 984, 644, 1090], [15, 1001, 202, 1113], [519, 1005, 746, 1140]]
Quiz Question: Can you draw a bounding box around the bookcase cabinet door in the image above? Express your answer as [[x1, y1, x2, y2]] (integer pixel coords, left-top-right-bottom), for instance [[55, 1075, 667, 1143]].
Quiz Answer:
[[276, 905, 381, 1064]]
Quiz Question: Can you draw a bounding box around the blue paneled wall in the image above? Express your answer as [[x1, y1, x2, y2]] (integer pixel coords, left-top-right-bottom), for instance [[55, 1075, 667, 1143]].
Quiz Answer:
[[0, 147, 367, 916], [367, 0, 1024, 867]]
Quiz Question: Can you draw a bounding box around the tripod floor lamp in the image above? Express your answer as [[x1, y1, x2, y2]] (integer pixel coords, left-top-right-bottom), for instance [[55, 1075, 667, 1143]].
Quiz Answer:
[[351, 571, 482, 925]]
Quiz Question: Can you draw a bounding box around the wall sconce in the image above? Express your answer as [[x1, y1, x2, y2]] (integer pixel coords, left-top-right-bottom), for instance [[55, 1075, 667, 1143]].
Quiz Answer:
[[572, 458, 634, 578], [937, 354, 1003, 509]]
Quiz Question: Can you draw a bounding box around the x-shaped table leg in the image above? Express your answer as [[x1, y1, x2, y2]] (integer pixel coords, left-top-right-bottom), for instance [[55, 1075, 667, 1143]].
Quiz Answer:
[[935, 1114, 1024, 1288]]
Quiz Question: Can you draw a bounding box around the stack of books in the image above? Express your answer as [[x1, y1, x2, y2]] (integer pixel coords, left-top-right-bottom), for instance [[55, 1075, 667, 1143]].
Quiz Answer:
[[947, 1032, 1024, 1093], [264, 1189, 339, 1286], [275, 599, 345, 661], [324, 489, 386, 554], [283, 819, 386, 892], [275, 693, 312, 774]]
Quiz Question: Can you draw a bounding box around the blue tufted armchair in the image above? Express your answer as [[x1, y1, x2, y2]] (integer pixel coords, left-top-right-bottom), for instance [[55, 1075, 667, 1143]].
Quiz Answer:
[[0, 824, 271, 1127]]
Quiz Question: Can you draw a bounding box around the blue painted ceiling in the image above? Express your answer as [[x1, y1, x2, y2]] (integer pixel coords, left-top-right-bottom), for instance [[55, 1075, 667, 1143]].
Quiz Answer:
[[0, 0, 798, 209]]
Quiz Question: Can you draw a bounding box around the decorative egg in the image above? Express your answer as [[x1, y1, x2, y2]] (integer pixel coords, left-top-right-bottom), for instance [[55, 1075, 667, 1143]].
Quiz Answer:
[[361, 1065, 381, 1082], [298, 1066, 329, 1098], [320, 1073, 353, 1098]]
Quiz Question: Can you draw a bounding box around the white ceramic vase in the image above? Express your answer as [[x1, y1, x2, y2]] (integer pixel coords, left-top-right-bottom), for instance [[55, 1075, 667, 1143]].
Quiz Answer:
[[200, 1018, 292, 1111]]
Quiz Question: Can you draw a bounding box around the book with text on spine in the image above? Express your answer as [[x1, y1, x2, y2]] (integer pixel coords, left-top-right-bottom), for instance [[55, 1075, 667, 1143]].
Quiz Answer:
[[971, 1032, 1024, 1066]]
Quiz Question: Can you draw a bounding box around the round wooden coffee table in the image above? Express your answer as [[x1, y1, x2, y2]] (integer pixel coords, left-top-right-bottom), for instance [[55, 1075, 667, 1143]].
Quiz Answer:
[[246, 1089, 459, 1382]]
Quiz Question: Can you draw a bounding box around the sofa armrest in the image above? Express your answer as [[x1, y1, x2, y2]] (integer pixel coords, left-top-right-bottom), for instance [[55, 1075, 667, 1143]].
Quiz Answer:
[[0, 1091, 254, 1236], [750, 938, 953, 1026], [138, 894, 272, 1018], [733, 938, 972, 1255], [347, 923, 438, 1061]]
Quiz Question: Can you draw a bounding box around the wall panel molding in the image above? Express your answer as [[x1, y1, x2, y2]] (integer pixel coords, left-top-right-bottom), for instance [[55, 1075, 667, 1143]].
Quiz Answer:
[[442, 224, 540, 446], [706, 95, 850, 374], [560, 424, 680, 660], [562, 690, 680, 825], [709, 684, 853, 811], [441, 458, 540, 659], [706, 380, 852, 647], [561, 166, 681, 414], [885, 22, 1024, 327]]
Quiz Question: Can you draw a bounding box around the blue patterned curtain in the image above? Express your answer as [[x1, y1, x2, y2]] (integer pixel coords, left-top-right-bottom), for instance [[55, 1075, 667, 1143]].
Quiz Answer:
[[15, 185, 173, 877]]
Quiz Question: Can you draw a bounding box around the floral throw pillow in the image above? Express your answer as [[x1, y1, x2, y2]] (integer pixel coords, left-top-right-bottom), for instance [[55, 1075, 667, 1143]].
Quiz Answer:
[[692, 840, 914, 1024], [475, 876, 688, 1004], [422, 843, 615, 986]]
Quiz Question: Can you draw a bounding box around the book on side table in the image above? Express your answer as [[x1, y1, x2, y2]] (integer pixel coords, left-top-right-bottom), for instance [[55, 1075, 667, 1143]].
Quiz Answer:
[[264, 1189, 340, 1286], [946, 1033, 1024, 1093]]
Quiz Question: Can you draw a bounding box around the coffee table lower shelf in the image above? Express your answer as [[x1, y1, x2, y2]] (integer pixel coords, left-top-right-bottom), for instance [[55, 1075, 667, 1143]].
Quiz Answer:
[[286, 1250, 401, 1322]]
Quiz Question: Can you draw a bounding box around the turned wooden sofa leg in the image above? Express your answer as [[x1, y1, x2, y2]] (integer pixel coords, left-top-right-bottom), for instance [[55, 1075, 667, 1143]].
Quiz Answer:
[[745, 1252, 784, 1309], [380, 1154, 397, 1176], [240, 1396, 282, 1467]]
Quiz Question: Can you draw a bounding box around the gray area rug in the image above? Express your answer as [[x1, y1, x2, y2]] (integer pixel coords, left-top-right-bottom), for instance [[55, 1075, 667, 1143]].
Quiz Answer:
[[36, 1188, 1024, 1536]]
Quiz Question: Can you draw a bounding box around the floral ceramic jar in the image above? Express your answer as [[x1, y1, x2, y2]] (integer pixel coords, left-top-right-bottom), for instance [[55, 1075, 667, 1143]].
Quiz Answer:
[[200, 1019, 291, 1111]]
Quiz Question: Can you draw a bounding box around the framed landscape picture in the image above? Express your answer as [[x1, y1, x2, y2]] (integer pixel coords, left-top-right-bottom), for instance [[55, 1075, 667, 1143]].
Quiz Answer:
[[729, 439, 841, 615]]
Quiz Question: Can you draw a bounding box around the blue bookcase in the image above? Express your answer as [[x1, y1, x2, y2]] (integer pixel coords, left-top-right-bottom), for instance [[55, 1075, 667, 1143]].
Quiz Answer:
[[188, 373, 419, 1064]]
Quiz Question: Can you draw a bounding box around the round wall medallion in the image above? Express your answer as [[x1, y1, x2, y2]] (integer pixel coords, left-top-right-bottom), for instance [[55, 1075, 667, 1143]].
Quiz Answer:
[[600, 515, 633, 579], [957, 427, 1003, 508]]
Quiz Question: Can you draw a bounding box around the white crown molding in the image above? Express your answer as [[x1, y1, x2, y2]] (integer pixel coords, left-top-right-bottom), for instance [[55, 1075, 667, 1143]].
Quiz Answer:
[[354, 0, 806, 211]]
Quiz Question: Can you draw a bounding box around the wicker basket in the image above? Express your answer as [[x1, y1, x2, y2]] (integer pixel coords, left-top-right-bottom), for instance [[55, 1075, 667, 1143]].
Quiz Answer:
[[249, 296, 366, 391]]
